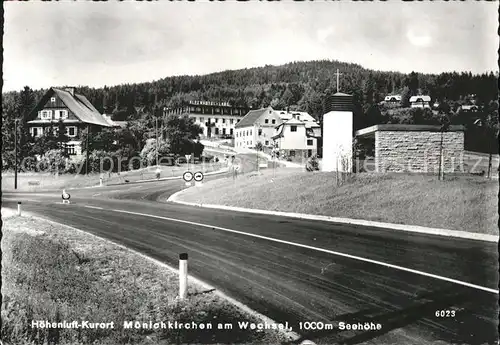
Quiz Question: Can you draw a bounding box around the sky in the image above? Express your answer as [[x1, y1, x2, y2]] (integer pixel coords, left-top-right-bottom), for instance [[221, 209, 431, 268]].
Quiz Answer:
[[3, 1, 498, 92]]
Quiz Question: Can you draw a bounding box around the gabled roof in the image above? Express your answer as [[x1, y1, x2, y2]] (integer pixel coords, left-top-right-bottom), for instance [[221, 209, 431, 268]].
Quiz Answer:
[[31, 88, 112, 127], [304, 122, 320, 128], [283, 118, 305, 125], [410, 95, 431, 103], [235, 107, 273, 128], [385, 95, 402, 101]]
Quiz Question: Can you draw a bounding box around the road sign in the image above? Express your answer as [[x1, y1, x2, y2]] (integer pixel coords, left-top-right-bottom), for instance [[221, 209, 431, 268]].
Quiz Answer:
[[62, 189, 71, 204], [185, 154, 191, 161], [183, 171, 193, 182], [194, 171, 204, 182]]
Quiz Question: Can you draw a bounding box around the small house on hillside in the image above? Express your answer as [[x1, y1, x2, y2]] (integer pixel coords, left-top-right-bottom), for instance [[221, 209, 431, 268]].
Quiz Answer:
[[27, 87, 113, 156], [460, 105, 479, 112], [384, 95, 402, 103], [409, 95, 431, 109]]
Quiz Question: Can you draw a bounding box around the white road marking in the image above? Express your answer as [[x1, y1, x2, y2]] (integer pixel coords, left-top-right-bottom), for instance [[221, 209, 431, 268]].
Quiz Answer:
[[109, 208, 498, 294], [84, 205, 104, 210]]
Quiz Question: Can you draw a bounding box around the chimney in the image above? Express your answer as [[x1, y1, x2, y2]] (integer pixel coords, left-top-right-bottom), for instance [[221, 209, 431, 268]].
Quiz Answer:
[[65, 87, 76, 96]]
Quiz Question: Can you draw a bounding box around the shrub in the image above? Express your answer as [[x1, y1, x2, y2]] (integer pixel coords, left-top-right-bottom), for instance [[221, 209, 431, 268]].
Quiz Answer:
[[306, 155, 320, 171], [38, 149, 68, 174]]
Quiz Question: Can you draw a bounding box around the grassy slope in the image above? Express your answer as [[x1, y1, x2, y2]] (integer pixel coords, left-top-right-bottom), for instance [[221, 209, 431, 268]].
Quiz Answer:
[[1, 215, 286, 345], [176, 170, 498, 235], [1, 162, 224, 192]]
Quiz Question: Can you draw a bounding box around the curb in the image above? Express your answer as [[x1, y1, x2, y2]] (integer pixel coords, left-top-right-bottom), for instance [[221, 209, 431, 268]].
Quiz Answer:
[[167, 191, 498, 243], [2, 209, 300, 343]]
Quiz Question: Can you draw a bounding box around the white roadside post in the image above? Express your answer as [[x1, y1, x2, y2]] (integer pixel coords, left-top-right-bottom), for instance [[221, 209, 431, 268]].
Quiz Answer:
[[179, 253, 188, 300], [99, 174, 103, 187], [17, 202, 22, 216], [62, 189, 71, 204]]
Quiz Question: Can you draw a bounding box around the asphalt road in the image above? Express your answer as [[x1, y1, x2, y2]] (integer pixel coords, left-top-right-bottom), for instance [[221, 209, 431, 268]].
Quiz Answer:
[[3, 155, 498, 345]]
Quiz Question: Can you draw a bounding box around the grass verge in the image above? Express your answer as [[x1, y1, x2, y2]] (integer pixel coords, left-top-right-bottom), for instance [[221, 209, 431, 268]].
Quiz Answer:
[[1, 214, 287, 345], [173, 169, 498, 235], [1, 162, 224, 192]]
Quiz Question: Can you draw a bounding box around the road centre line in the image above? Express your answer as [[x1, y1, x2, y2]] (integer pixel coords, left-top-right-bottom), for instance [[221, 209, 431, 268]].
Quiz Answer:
[[107, 208, 498, 294], [84, 205, 104, 210]]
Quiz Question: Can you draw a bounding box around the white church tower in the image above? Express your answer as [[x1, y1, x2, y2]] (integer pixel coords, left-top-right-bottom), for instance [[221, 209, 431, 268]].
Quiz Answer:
[[321, 92, 353, 172]]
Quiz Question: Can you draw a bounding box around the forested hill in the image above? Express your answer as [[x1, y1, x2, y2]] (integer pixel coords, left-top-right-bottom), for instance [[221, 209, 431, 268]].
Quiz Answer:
[[2, 59, 498, 126]]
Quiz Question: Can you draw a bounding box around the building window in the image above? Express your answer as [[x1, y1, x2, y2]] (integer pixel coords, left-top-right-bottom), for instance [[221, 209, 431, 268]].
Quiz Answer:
[[258, 129, 262, 136], [265, 119, 269, 124], [272, 119, 276, 124], [215, 128, 219, 135], [307, 139, 313, 146], [41, 110, 52, 120], [250, 130, 252, 136], [230, 119, 234, 124], [290, 126, 297, 132], [308, 149, 312, 157], [230, 129, 233, 135], [265, 140, 269, 145], [215, 108, 220, 113], [51, 97, 56, 103], [200, 117, 204, 123], [66, 126, 77, 137], [222, 119, 226, 124], [222, 128, 226, 135], [290, 150, 296, 157], [66, 144, 76, 155], [30, 127, 43, 137]]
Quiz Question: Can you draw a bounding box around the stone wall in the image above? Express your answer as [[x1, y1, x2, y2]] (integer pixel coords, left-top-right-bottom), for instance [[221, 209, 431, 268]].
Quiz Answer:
[[375, 131, 465, 173]]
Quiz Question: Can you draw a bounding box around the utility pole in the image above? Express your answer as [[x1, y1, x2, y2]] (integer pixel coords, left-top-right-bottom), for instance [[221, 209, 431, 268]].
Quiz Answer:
[[256, 124, 260, 173], [14, 119, 18, 189], [156, 112, 159, 167], [86, 124, 90, 175]]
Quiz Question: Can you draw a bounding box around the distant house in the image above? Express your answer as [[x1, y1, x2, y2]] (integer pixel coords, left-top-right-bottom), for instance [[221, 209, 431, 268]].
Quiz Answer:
[[384, 95, 402, 103], [460, 104, 479, 112], [234, 106, 320, 154], [409, 95, 431, 109], [27, 87, 113, 156]]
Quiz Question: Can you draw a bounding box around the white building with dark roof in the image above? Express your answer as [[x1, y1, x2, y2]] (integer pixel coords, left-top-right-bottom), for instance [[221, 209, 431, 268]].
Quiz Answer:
[[167, 101, 250, 139], [234, 106, 320, 159], [27, 87, 113, 156], [409, 95, 431, 108], [384, 95, 402, 102]]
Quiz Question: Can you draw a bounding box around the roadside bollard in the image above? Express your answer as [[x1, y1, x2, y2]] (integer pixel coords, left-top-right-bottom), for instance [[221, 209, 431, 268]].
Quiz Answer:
[[62, 189, 71, 204], [179, 253, 188, 300], [17, 202, 22, 216], [99, 177, 103, 187]]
